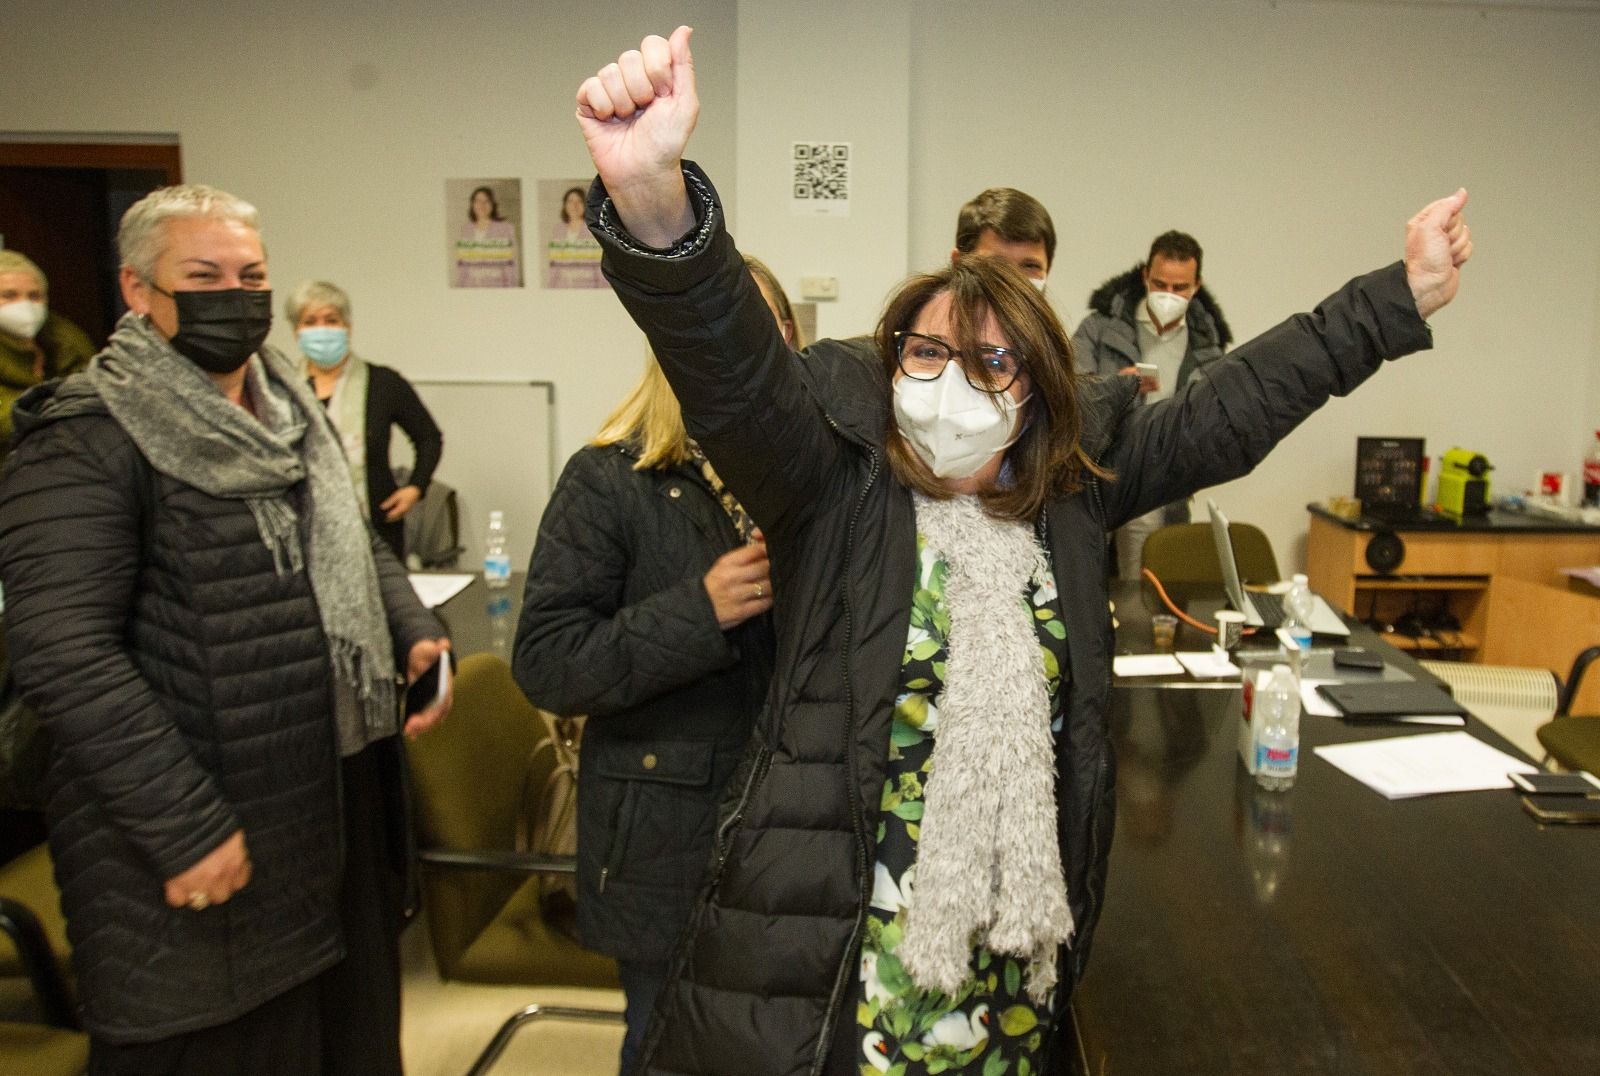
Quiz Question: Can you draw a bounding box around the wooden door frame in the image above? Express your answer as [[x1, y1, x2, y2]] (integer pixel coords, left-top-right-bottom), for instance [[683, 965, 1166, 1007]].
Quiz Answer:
[[0, 140, 182, 183]]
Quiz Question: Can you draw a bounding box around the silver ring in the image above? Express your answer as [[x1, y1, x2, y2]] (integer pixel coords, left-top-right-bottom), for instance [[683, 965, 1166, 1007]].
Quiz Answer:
[[753, 583, 764, 599], [187, 892, 210, 912]]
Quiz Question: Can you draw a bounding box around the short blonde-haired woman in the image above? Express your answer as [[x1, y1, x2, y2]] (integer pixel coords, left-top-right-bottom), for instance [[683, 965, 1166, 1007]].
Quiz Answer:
[[513, 258, 800, 1074]]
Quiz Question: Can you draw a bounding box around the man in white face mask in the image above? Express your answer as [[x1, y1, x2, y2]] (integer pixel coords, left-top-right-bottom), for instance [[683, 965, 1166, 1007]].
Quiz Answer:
[[1070, 231, 1233, 577], [0, 250, 95, 462], [952, 187, 1056, 291]]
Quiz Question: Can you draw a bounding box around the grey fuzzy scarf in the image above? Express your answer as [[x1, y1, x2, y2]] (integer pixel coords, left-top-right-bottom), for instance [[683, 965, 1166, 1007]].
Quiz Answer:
[[897, 492, 1075, 1003], [87, 312, 397, 751]]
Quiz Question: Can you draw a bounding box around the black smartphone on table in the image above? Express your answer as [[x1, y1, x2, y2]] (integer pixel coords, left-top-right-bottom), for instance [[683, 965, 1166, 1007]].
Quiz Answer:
[[1332, 646, 1385, 671], [1509, 771, 1600, 796], [1520, 793, 1600, 825]]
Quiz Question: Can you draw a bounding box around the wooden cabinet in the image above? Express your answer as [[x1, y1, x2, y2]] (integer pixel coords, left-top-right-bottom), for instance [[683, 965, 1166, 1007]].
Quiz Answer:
[[1306, 514, 1493, 653], [1306, 510, 1600, 704]]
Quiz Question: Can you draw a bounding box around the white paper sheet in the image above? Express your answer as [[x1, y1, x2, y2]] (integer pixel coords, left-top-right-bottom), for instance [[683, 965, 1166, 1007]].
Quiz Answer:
[[408, 573, 476, 609], [1113, 654, 1185, 677], [1176, 650, 1240, 679], [1312, 730, 1536, 799]]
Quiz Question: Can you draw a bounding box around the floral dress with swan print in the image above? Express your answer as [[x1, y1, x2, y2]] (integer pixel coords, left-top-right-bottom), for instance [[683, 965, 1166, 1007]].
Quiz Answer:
[[857, 533, 1068, 1076]]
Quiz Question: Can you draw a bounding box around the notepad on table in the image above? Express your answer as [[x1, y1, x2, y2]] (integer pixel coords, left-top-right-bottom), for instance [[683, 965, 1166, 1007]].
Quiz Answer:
[[1113, 653, 1185, 677], [1176, 650, 1239, 678], [408, 573, 475, 609]]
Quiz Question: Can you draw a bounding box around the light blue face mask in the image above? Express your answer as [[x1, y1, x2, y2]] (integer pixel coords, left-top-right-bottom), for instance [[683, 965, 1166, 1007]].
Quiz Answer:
[[298, 326, 350, 368]]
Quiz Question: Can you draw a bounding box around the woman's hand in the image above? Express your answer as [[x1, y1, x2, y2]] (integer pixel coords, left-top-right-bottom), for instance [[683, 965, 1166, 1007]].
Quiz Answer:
[[1404, 188, 1472, 319], [576, 26, 698, 248], [704, 533, 773, 630], [403, 637, 454, 738], [380, 484, 422, 522], [164, 830, 251, 911]]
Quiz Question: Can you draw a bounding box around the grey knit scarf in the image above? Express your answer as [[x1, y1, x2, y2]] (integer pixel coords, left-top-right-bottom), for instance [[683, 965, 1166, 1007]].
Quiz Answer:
[[896, 492, 1075, 1003], [87, 312, 397, 750]]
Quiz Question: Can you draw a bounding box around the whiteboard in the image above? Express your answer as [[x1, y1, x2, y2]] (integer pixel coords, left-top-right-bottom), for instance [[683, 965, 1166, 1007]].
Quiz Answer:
[[401, 379, 557, 575]]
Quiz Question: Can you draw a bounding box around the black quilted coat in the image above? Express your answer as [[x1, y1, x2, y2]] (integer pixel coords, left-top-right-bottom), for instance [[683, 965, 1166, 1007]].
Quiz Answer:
[[0, 380, 440, 1044], [586, 164, 1432, 1076], [512, 441, 772, 963]]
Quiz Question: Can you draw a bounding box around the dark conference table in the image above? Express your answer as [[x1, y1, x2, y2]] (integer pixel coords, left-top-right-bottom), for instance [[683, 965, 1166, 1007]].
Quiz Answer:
[[425, 571, 523, 665], [1071, 582, 1600, 1074], [426, 574, 1600, 1072]]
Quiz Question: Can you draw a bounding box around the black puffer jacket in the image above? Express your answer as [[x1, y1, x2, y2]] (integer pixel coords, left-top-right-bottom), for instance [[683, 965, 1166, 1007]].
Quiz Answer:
[[1071, 264, 1233, 392], [0, 379, 439, 1044], [592, 165, 1431, 1076], [513, 441, 772, 963]]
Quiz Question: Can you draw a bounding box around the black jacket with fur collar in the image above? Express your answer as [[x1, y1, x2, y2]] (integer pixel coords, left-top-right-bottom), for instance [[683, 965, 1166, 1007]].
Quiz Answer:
[[1071, 265, 1233, 395]]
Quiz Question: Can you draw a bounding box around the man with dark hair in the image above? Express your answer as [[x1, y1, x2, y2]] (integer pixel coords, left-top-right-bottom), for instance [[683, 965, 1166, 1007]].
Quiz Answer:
[[952, 187, 1056, 286], [1072, 230, 1234, 577]]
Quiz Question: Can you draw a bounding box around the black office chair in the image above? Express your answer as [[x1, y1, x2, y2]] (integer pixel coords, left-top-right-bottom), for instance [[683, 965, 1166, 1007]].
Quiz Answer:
[[1537, 646, 1600, 775], [400, 473, 464, 570]]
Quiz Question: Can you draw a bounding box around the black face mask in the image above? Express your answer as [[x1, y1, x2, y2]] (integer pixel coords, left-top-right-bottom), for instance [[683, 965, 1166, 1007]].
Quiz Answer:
[[152, 286, 273, 374]]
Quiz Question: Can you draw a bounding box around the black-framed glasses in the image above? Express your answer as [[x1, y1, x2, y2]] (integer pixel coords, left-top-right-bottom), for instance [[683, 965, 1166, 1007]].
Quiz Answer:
[[893, 332, 1025, 393]]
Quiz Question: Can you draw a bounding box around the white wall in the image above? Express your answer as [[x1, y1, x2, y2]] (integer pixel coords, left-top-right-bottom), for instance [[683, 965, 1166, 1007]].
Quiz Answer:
[[732, 0, 912, 341], [904, 0, 1600, 567], [4, 0, 739, 567], [8, 0, 1600, 571]]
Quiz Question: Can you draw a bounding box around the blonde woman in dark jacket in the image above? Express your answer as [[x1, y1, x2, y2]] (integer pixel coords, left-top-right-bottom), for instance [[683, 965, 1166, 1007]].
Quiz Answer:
[[571, 28, 1470, 1076], [513, 256, 800, 1075]]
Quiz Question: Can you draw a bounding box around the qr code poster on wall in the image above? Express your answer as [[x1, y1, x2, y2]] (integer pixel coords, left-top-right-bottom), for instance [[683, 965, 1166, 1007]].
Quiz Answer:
[[790, 142, 851, 217]]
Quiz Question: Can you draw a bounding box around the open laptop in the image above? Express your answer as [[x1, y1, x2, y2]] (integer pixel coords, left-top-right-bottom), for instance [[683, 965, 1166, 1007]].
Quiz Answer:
[[1206, 499, 1350, 637]]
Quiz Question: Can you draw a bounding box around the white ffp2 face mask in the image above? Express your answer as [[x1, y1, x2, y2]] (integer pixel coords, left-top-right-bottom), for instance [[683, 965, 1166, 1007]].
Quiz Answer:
[[893, 366, 1028, 479], [0, 300, 48, 340], [1145, 290, 1189, 329]]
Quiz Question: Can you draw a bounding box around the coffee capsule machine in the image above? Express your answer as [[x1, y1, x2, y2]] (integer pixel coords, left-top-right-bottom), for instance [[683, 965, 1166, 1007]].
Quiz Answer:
[[1436, 448, 1492, 515]]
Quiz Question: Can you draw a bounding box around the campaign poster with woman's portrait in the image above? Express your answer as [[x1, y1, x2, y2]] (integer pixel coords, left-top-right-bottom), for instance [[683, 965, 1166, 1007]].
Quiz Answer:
[[448, 178, 523, 288], [540, 179, 605, 290]]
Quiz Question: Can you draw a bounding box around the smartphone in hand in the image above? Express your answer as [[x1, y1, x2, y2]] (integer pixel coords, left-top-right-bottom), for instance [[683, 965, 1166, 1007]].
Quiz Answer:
[[405, 651, 454, 717]]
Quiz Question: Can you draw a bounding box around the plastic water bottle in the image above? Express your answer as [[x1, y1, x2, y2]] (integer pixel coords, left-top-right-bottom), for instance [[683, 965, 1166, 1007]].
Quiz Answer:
[[1584, 430, 1600, 508], [483, 510, 512, 589], [1282, 573, 1315, 653], [1255, 664, 1300, 791]]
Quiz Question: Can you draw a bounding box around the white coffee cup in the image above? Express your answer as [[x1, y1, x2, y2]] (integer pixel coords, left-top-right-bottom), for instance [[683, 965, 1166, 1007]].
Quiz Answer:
[[1214, 609, 1247, 654]]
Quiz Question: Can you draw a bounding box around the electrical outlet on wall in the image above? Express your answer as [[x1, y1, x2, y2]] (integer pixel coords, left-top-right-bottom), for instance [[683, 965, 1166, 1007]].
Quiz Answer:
[[799, 275, 838, 301]]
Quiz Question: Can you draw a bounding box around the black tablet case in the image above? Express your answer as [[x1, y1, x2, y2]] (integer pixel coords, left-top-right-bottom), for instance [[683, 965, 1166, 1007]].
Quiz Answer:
[[1318, 681, 1469, 720]]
